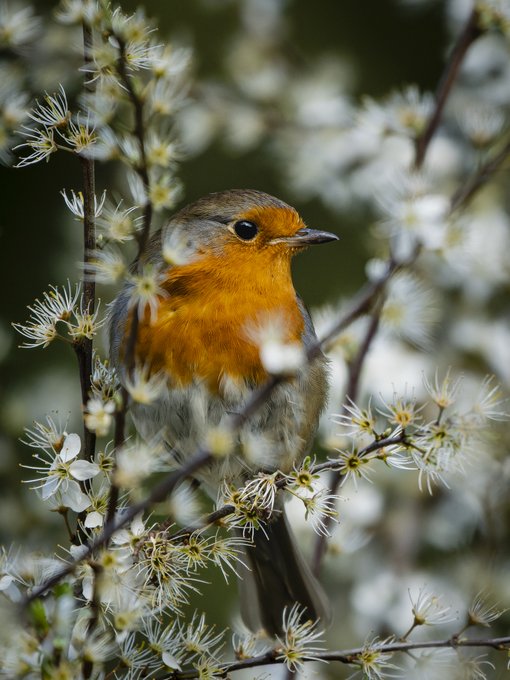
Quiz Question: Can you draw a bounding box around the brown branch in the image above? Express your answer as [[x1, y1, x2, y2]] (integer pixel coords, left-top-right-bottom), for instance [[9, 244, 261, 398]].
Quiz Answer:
[[76, 21, 97, 465], [103, 31, 155, 533], [311, 271, 397, 575], [174, 635, 510, 678], [414, 8, 482, 169], [152, 434, 407, 545]]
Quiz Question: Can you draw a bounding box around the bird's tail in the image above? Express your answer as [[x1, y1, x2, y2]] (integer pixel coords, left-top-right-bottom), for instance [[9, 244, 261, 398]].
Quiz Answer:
[[238, 509, 331, 637]]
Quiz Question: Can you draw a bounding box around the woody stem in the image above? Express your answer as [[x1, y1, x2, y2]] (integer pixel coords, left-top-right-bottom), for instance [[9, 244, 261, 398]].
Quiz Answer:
[[414, 7, 482, 169], [102, 31, 156, 536], [75, 21, 97, 466]]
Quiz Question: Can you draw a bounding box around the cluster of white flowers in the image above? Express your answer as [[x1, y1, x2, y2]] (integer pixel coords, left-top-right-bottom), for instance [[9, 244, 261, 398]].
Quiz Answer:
[[328, 371, 507, 494]]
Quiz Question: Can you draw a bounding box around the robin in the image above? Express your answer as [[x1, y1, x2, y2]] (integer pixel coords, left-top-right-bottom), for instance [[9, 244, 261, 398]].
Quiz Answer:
[[110, 189, 338, 636]]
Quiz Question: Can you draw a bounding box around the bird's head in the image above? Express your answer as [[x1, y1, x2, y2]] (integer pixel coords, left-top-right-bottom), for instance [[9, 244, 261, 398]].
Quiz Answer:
[[155, 189, 338, 271]]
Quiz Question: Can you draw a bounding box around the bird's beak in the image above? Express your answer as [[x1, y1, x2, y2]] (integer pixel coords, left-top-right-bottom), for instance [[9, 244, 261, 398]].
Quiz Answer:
[[270, 228, 339, 247]]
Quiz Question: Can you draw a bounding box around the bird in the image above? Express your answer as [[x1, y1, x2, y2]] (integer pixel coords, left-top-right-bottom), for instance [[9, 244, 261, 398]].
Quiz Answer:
[[109, 189, 338, 637]]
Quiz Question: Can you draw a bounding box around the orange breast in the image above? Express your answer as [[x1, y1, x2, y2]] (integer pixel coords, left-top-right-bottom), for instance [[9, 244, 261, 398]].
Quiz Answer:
[[135, 251, 304, 393]]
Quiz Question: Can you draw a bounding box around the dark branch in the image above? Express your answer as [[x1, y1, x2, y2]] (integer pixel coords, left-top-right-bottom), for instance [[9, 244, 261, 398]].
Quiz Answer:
[[414, 8, 482, 169]]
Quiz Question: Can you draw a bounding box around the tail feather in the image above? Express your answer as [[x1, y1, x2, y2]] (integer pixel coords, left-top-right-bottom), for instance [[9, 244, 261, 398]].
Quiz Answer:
[[238, 510, 330, 637]]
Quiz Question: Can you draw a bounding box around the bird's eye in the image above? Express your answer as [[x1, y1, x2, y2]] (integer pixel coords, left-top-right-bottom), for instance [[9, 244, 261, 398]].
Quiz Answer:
[[233, 220, 258, 241]]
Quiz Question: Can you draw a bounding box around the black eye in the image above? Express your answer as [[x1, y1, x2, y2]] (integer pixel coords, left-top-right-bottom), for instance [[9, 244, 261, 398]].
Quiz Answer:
[[234, 220, 258, 241]]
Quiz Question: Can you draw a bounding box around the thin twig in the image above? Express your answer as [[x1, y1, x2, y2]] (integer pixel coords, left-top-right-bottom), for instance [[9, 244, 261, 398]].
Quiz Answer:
[[151, 434, 407, 545], [414, 8, 482, 169], [74, 22, 97, 549], [76, 21, 97, 466], [104, 31, 155, 533], [311, 280, 391, 575], [450, 137, 510, 212], [174, 635, 510, 678]]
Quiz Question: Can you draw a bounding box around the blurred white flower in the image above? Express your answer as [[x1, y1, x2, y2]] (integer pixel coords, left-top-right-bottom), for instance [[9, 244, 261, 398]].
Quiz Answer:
[[247, 313, 305, 375], [381, 273, 439, 348], [84, 398, 115, 436], [125, 364, 167, 404], [127, 265, 167, 323]]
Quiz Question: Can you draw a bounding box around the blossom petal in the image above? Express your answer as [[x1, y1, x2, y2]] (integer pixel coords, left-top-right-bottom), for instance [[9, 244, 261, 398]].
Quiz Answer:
[[61, 480, 91, 512], [84, 511, 103, 528], [69, 459, 100, 481], [60, 433, 82, 462], [41, 475, 60, 500], [163, 652, 182, 670]]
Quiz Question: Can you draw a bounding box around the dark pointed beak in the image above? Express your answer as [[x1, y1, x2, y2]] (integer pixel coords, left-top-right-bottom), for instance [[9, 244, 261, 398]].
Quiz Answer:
[[270, 228, 339, 247]]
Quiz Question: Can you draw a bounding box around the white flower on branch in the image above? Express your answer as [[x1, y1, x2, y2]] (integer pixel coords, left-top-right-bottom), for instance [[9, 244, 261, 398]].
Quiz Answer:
[[275, 603, 327, 673], [286, 457, 321, 493], [90, 353, 119, 402], [299, 488, 339, 537], [146, 130, 180, 168], [469, 375, 508, 424], [351, 635, 400, 680], [84, 398, 115, 437], [377, 386, 423, 430], [408, 586, 457, 628], [422, 368, 463, 410], [178, 611, 225, 662], [125, 363, 167, 404], [220, 483, 270, 539], [206, 533, 250, 581], [12, 281, 88, 348], [64, 114, 97, 155], [332, 447, 375, 487], [86, 245, 127, 284], [127, 265, 167, 323], [467, 590, 507, 628], [111, 513, 147, 554], [149, 171, 183, 211], [84, 40, 119, 86], [82, 480, 110, 529], [61, 188, 106, 221], [22, 414, 68, 453], [14, 125, 57, 166], [332, 397, 378, 440], [23, 432, 98, 512], [136, 533, 196, 610], [67, 303, 106, 341], [238, 472, 280, 514], [457, 101, 506, 148], [96, 199, 140, 242], [151, 44, 192, 80], [232, 628, 270, 661], [26, 84, 69, 129], [141, 615, 183, 671]]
